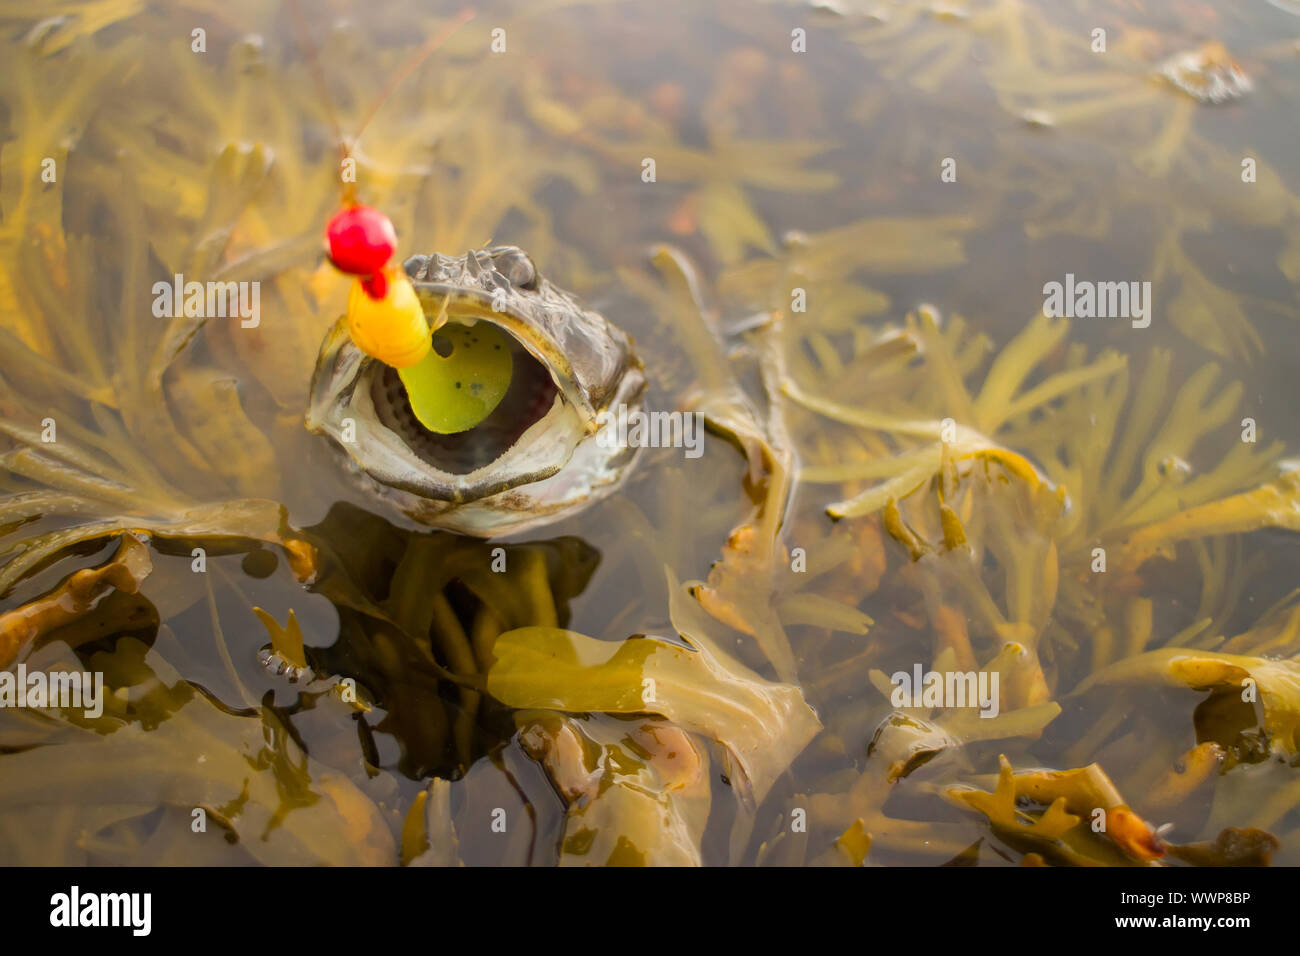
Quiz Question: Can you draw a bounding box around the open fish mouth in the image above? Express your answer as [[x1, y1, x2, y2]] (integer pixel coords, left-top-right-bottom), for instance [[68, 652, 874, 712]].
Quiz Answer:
[[307, 246, 646, 537], [370, 334, 560, 475]]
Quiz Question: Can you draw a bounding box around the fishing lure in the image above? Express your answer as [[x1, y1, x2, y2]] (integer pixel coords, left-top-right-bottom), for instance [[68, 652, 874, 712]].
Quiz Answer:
[[289, 6, 478, 385]]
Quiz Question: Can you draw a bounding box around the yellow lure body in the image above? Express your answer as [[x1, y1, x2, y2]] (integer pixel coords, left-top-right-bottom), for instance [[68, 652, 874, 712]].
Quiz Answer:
[[398, 323, 514, 434], [345, 271, 430, 368]]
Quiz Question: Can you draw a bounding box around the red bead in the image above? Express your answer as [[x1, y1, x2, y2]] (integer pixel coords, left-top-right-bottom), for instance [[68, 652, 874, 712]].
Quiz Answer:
[[360, 270, 389, 300], [325, 204, 396, 276]]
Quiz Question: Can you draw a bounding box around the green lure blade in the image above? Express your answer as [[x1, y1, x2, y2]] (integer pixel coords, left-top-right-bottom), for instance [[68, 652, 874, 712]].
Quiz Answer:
[[397, 323, 514, 434]]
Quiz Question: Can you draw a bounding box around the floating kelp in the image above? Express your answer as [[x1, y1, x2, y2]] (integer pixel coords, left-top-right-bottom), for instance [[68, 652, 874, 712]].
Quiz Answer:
[[1076, 646, 1300, 756], [402, 778, 463, 867], [1167, 827, 1278, 867], [517, 712, 711, 866], [254, 607, 312, 683], [945, 755, 1163, 867], [784, 307, 1123, 521], [485, 613, 821, 806], [769, 292, 1300, 862], [793, 709, 981, 861], [0, 635, 396, 865], [1158, 42, 1253, 105], [0, 534, 150, 668]]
